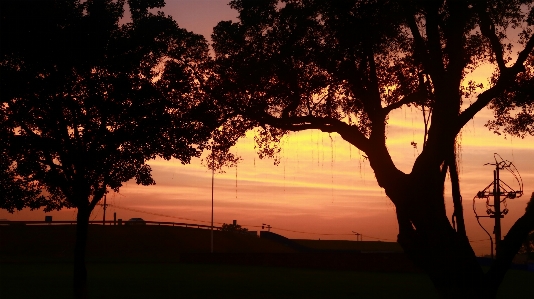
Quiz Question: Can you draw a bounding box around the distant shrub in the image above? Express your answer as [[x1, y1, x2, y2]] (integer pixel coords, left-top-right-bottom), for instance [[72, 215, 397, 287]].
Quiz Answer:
[[221, 223, 249, 233]]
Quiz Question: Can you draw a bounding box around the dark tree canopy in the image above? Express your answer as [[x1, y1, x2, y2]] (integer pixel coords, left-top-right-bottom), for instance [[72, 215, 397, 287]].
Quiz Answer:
[[488, 55, 534, 137], [0, 135, 45, 212], [0, 0, 218, 298], [212, 0, 534, 143], [0, 0, 216, 212], [211, 0, 534, 297]]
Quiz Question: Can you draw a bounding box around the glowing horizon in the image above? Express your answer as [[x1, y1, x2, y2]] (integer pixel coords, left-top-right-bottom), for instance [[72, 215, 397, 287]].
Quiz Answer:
[[2, 1, 533, 257], [4, 106, 533, 255]]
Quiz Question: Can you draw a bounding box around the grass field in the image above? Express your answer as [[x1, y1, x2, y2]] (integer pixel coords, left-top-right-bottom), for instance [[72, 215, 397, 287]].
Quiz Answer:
[[1, 262, 533, 299], [1, 226, 533, 298], [291, 239, 403, 252], [1, 262, 439, 299]]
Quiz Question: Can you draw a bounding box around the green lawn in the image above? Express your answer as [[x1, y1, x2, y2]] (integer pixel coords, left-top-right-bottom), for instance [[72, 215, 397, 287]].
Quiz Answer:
[[1, 262, 532, 299]]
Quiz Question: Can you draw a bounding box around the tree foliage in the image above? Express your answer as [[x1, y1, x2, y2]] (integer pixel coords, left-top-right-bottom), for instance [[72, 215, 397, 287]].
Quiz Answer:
[[0, 0, 217, 297], [0, 0, 215, 213], [211, 0, 534, 297], [221, 222, 249, 233], [488, 55, 534, 137]]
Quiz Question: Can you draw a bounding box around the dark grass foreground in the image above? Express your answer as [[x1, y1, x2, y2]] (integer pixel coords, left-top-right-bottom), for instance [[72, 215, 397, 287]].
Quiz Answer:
[[1, 263, 438, 299], [1, 225, 533, 298], [1, 263, 533, 299]]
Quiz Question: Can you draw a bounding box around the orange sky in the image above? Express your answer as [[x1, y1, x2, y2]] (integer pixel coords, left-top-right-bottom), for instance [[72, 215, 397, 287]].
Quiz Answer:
[[2, 1, 533, 256]]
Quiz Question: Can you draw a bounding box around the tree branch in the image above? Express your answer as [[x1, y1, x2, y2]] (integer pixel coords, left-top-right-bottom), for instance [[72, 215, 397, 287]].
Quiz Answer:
[[364, 47, 384, 121], [259, 114, 371, 153], [406, 14, 433, 75], [516, 33, 534, 68], [455, 34, 534, 133], [340, 58, 381, 124], [382, 91, 425, 115], [477, 5, 506, 71], [89, 186, 106, 212], [455, 83, 504, 134], [442, 0, 468, 87], [424, 1, 446, 79]]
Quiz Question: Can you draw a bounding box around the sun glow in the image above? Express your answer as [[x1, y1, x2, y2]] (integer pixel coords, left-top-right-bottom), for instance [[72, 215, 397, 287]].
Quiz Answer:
[[3, 3, 534, 259]]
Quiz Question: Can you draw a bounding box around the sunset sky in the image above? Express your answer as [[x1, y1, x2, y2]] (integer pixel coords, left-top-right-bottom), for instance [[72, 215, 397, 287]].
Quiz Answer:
[[2, 0, 533, 256]]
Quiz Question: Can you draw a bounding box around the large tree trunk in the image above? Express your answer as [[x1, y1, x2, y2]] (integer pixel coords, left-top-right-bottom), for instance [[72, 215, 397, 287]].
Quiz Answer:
[[369, 148, 534, 298], [73, 205, 90, 299], [367, 144, 485, 298], [393, 175, 484, 298]]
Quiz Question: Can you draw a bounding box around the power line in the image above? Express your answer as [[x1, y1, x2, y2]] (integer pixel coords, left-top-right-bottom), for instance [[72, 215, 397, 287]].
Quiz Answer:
[[107, 203, 394, 239], [469, 238, 491, 243], [107, 204, 223, 225], [108, 203, 493, 243]]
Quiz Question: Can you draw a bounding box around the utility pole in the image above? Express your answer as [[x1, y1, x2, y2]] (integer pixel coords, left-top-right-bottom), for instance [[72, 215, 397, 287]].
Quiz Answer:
[[352, 231, 362, 241], [262, 224, 271, 232], [492, 169, 502, 251], [102, 194, 107, 225], [211, 151, 214, 254], [474, 154, 523, 258]]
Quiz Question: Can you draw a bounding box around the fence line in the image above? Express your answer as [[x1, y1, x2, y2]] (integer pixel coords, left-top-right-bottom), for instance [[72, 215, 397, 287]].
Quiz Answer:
[[0, 220, 222, 230], [0, 220, 493, 244]]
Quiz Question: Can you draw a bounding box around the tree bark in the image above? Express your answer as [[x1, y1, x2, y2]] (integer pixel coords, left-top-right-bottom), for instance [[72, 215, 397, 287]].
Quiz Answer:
[[73, 205, 90, 299], [368, 145, 484, 298], [359, 139, 534, 299], [393, 179, 483, 298]]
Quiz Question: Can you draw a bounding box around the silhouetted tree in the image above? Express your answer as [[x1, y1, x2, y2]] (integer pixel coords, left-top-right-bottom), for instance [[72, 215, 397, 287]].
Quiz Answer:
[[210, 1, 534, 297], [0, 0, 216, 298], [221, 222, 249, 233]]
